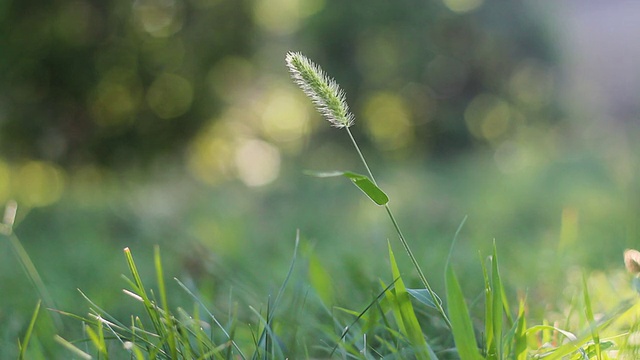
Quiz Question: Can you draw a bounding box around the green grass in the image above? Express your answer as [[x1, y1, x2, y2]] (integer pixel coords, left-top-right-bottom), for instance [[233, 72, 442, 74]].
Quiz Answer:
[[6, 52, 640, 359]]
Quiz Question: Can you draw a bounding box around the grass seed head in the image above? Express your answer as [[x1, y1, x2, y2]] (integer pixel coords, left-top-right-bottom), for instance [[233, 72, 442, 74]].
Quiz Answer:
[[285, 51, 354, 128]]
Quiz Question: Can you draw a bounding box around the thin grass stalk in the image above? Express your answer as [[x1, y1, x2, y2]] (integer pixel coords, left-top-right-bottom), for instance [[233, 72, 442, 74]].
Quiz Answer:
[[252, 231, 300, 360], [582, 273, 602, 360], [18, 300, 41, 360], [288, 52, 451, 329], [154, 246, 178, 359], [329, 278, 399, 356], [6, 232, 62, 328], [123, 248, 172, 356], [383, 204, 452, 329], [174, 278, 247, 360], [345, 126, 451, 329], [54, 335, 92, 360]]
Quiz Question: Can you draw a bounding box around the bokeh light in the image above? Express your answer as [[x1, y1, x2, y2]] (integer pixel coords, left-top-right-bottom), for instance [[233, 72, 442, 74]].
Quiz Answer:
[[133, 0, 184, 37], [52, 1, 97, 46], [253, 0, 324, 35], [464, 93, 514, 142], [493, 140, 530, 174], [146, 73, 193, 119], [141, 37, 186, 73], [234, 139, 281, 187], [442, 0, 484, 14], [0, 160, 10, 203], [508, 59, 554, 110], [90, 69, 142, 127], [207, 56, 255, 103], [260, 86, 312, 148], [15, 161, 66, 207], [355, 32, 401, 86], [362, 92, 414, 154], [186, 122, 236, 186]]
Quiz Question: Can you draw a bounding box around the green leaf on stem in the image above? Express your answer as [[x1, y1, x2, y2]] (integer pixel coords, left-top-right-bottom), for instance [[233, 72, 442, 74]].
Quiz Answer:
[[304, 170, 389, 205]]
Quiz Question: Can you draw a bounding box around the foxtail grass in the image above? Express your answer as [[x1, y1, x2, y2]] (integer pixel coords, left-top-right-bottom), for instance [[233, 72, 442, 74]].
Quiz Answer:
[[285, 51, 640, 359], [17, 51, 640, 360], [286, 51, 452, 331]]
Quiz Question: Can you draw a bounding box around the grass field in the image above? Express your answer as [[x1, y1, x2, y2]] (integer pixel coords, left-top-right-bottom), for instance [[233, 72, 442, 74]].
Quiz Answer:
[[3, 54, 640, 359]]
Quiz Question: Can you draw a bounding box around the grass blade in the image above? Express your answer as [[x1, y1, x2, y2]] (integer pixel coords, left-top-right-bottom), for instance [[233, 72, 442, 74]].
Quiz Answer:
[[18, 300, 41, 360], [388, 241, 437, 360], [534, 298, 632, 360], [248, 305, 286, 360], [251, 231, 300, 359], [446, 264, 483, 360], [123, 247, 168, 353], [384, 204, 451, 329], [54, 335, 92, 360], [330, 278, 399, 356], [154, 245, 178, 359], [174, 278, 247, 360], [304, 170, 389, 205], [513, 298, 528, 360], [406, 288, 439, 309], [491, 242, 504, 360], [481, 252, 495, 358], [85, 323, 107, 357], [446, 215, 468, 267], [582, 272, 602, 360], [5, 232, 62, 329]]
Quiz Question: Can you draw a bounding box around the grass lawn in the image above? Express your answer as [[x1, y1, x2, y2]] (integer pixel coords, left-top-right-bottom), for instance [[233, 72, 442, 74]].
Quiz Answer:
[[3, 54, 640, 359]]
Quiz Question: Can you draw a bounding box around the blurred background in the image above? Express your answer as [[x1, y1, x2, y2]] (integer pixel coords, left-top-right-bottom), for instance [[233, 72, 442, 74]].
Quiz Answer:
[[1, 0, 639, 356]]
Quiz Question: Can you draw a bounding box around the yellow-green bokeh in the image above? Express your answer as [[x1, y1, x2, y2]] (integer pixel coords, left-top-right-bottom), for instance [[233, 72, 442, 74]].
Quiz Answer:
[[362, 91, 415, 153], [15, 161, 66, 207], [146, 73, 193, 119]]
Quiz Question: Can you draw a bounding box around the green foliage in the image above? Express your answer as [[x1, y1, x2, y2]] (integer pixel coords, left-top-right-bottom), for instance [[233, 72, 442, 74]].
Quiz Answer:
[[6, 31, 640, 359], [387, 242, 436, 360], [446, 264, 483, 360], [0, 0, 554, 170], [53, 247, 249, 359], [305, 170, 389, 206], [17, 300, 40, 360]]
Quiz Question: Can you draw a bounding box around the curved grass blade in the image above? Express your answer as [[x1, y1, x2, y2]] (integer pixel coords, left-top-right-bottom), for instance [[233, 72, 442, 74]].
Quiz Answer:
[[154, 246, 178, 359], [512, 298, 528, 360], [18, 300, 41, 360], [174, 280, 247, 360], [491, 242, 504, 360], [388, 241, 437, 360], [406, 288, 438, 309], [330, 278, 399, 356], [582, 272, 601, 360], [5, 231, 62, 328], [123, 249, 161, 322], [446, 264, 483, 360], [528, 297, 632, 360], [248, 304, 286, 360], [54, 335, 92, 360], [252, 231, 300, 359], [304, 170, 389, 205]]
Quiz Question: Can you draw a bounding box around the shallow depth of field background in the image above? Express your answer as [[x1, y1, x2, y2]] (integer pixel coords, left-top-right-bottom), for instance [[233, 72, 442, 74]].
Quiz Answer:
[[1, 0, 639, 356]]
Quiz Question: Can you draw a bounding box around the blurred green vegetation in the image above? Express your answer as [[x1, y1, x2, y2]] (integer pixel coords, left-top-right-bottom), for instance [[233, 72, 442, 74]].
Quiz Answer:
[[1, 0, 639, 357]]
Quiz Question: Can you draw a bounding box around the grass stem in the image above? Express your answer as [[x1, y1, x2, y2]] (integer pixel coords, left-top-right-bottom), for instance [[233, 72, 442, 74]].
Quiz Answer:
[[345, 127, 451, 329], [346, 127, 376, 184]]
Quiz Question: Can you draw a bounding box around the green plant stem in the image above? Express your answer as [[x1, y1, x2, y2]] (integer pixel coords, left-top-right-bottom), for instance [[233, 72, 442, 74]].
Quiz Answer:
[[344, 127, 452, 329], [384, 205, 452, 329], [5, 232, 62, 329], [346, 127, 376, 183]]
